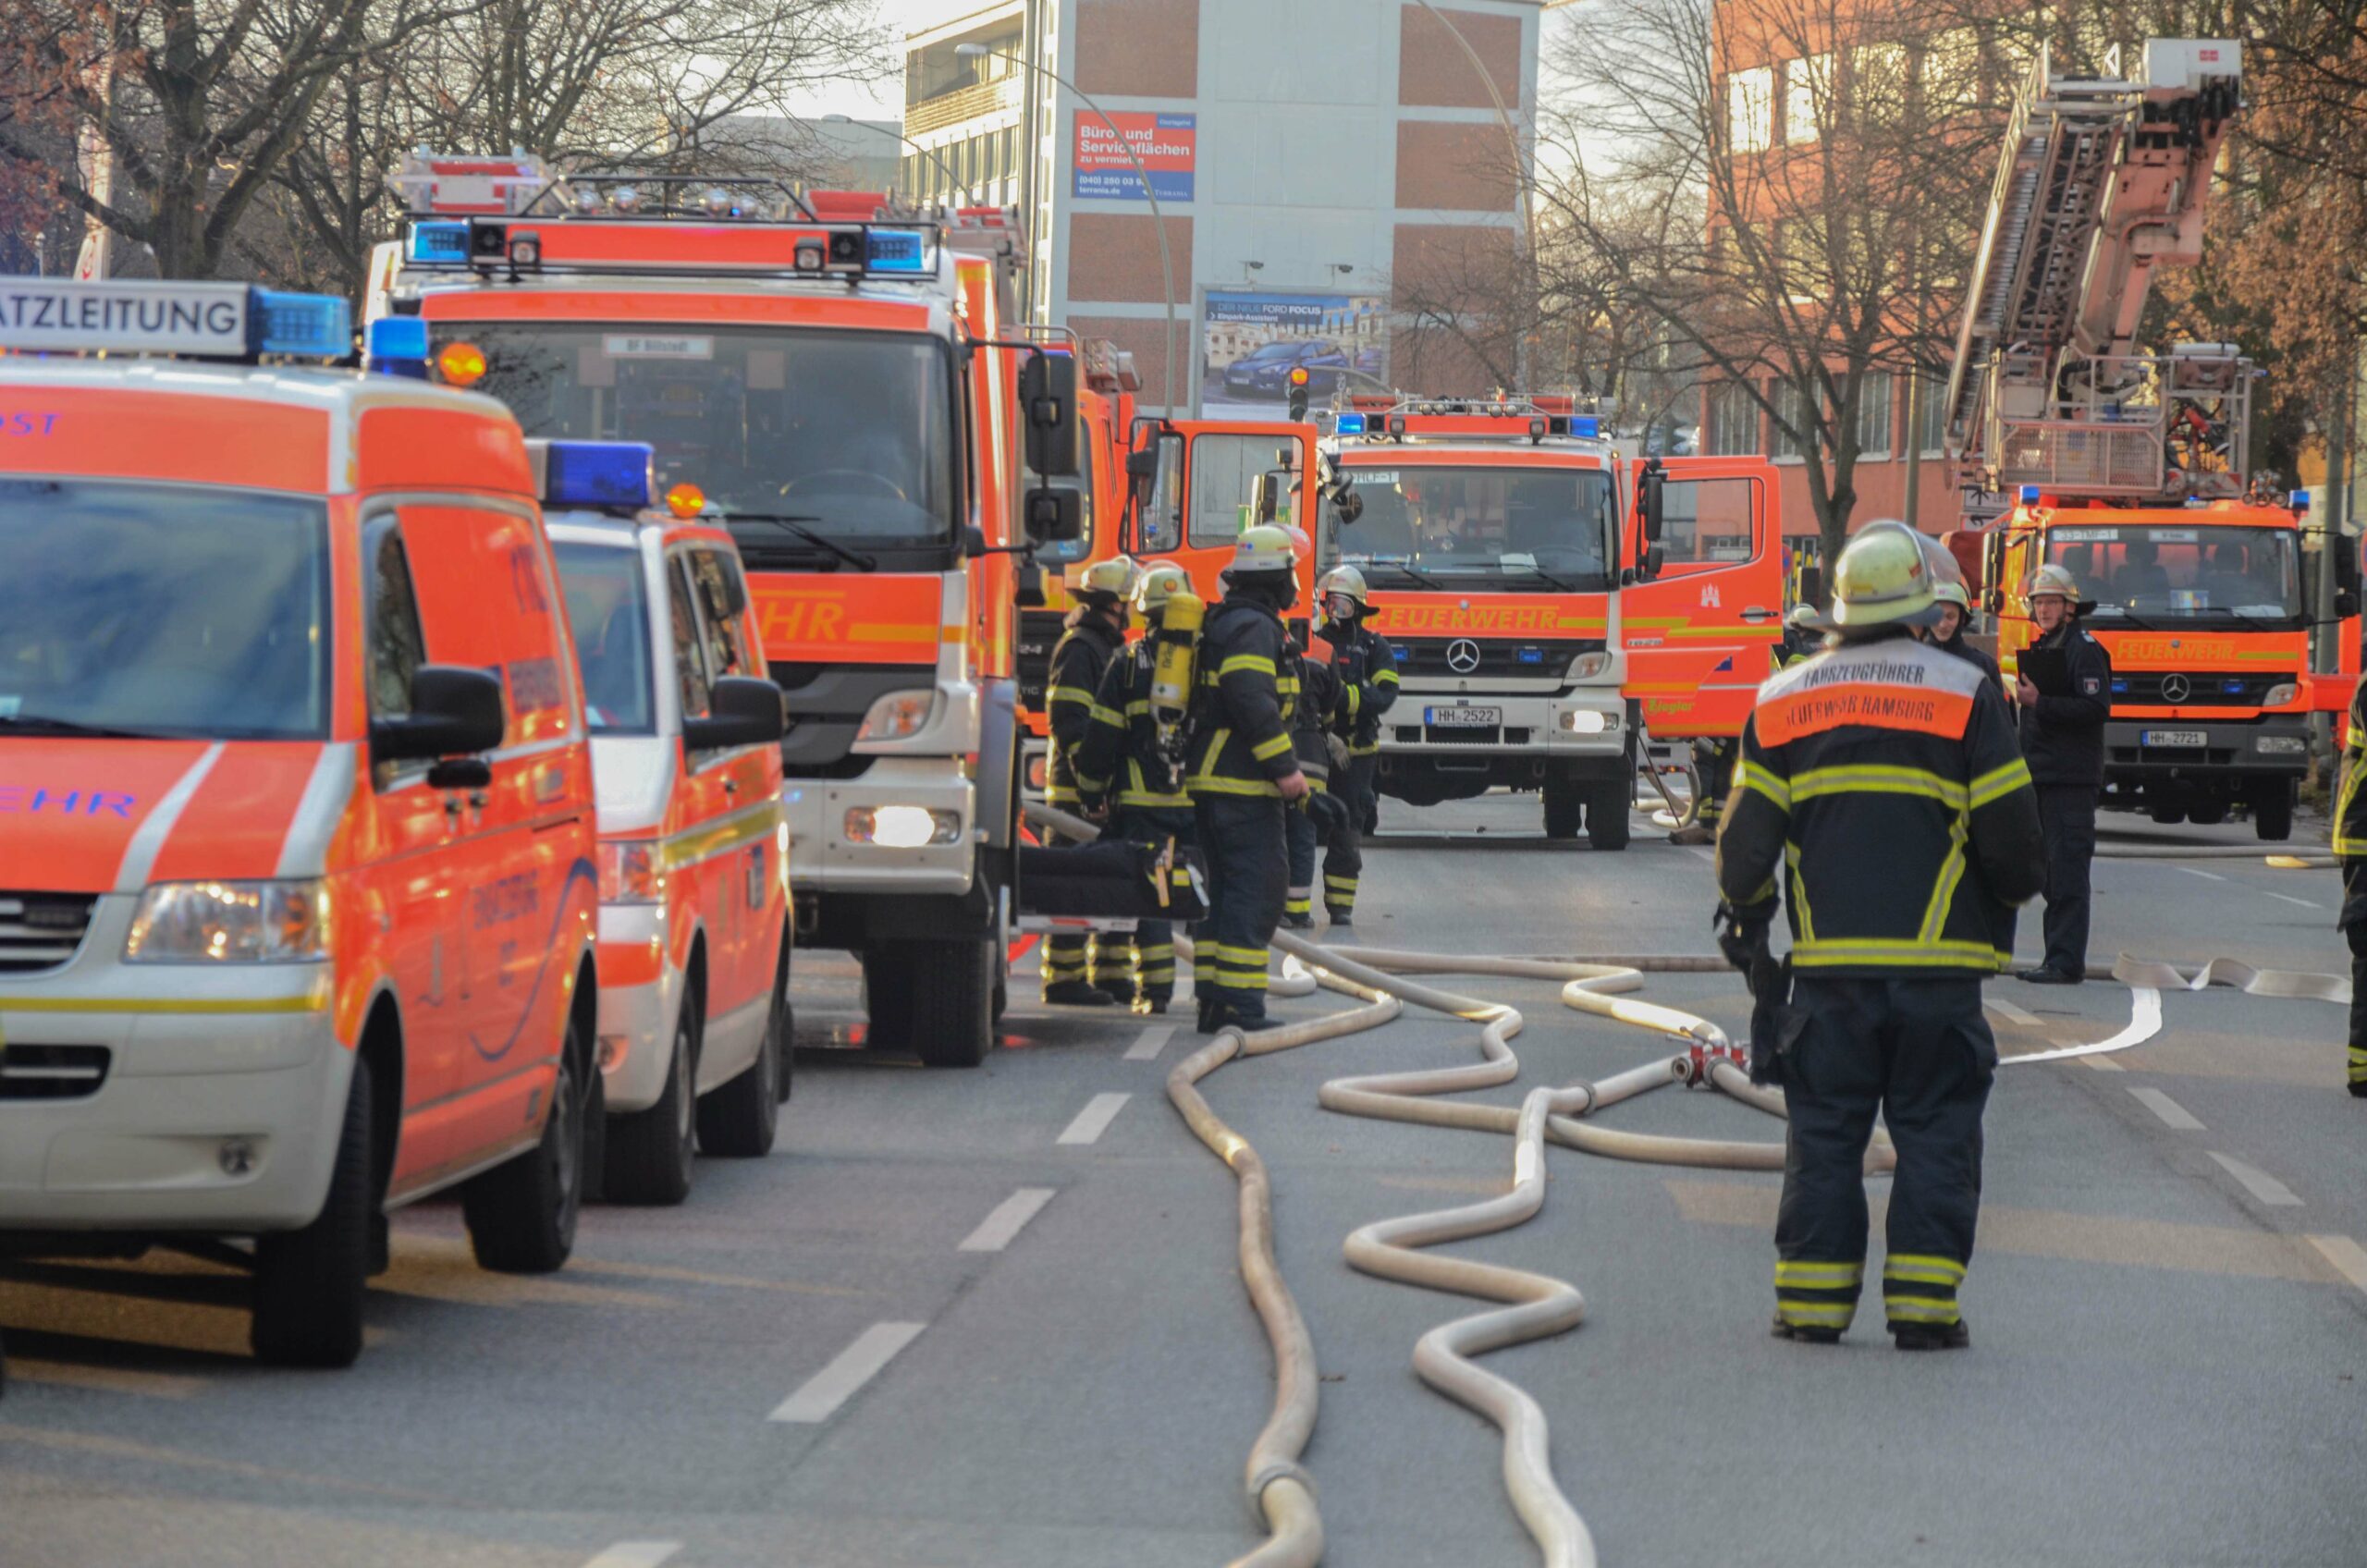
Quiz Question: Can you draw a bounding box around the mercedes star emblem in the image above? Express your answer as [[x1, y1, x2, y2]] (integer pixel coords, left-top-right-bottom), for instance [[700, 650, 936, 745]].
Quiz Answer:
[[2159, 673, 2190, 704], [1446, 639, 1482, 673]]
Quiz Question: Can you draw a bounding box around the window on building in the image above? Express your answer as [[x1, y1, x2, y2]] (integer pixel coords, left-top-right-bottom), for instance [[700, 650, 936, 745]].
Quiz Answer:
[[1854, 41, 1910, 129], [1854, 373, 1892, 456], [1728, 66, 1773, 153], [1769, 378, 1814, 460], [1707, 382, 1759, 457], [1784, 54, 1830, 145], [1917, 374, 1949, 455]]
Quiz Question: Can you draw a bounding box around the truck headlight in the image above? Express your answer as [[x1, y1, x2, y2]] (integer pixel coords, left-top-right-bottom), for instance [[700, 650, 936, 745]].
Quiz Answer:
[[125, 879, 330, 963], [2255, 734, 2310, 754], [845, 806, 963, 847], [1560, 708, 1614, 734], [857, 690, 938, 743], [2263, 682, 2300, 707], [1566, 650, 1613, 681], [597, 840, 665, 904]]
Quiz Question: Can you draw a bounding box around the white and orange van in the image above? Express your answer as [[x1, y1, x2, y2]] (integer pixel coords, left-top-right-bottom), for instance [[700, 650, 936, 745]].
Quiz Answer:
[[538, 459, 791, 1205], [0, 281, 606, 1368]]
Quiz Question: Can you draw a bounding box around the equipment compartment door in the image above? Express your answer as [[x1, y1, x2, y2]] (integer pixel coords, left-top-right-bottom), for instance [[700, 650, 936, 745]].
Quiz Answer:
[[1622, 457, 1783, 740]]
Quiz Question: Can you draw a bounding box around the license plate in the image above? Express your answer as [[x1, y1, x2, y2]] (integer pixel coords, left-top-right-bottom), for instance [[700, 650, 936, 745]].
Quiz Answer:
[[1426, 706, 1501, 729], [2141, 729, 2207, 747]]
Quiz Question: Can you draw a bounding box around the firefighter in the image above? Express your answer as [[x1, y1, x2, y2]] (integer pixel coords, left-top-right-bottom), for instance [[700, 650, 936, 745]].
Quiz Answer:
[[2334, 676, 2367, 1095], [1919, 537, 2004, 695], [1043, 555, 1140, 1006], [1075, 562, 1197, 1014], [2012, 563, 2110, 986], [1188, 524, 1310, 1033], [1716, 521, 2043, 1350], [1282, 632, 1340, 929], [1315, 565, 1397, 925]]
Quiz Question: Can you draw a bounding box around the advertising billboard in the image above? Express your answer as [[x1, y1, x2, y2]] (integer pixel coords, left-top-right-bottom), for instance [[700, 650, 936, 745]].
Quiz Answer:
[[1072, 112, 1196, 202], [1200, 291, 1390, 422]]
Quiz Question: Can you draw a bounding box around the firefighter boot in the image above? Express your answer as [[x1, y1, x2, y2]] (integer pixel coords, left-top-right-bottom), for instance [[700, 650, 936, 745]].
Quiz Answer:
[[1894, 1318, 1972, 1352]]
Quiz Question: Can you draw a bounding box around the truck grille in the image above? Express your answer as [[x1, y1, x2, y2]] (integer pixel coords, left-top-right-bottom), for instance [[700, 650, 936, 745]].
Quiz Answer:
[[0, 893, 97, 974], [2113, 672, 2285, 706], [1392, 639, 1601, 680], [0, 1045, 111, 1101]]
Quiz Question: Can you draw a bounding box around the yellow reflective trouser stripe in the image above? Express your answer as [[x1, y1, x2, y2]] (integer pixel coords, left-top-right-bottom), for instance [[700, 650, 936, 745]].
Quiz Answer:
[[1883, 1297, 1963, 1323], [1218, 654, 1277, 677], [1883, 1255, 1966, 1285], [1792, 938, 2006, 969], [1917, 818, 1968, 946], [1286, 895, 1312, 913], [1324, 875, 1357, 891], [2349, 1047, 2367, 1081], [1732, 757, 1792, 810], [1774, 1300, 1855, 1326], [1968, 757, 2033, 808], [1775, 1260, 1865, 1284], [1790, 765, 1968, 810], [1251, 733, 1294, 761]]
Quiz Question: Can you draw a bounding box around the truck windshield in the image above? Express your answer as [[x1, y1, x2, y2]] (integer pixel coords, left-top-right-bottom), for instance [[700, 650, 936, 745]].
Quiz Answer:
[[2045, 523, 2301, 624], [0, 479, 330, 740], [438, 324, 958, 556], [551, 540, 654, 735], [1337, 465, 1615, 591]]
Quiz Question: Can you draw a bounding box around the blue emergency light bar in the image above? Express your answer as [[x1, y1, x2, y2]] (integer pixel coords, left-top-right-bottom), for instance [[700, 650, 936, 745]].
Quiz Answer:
[[0, 279, 350, 360], [2019, 485, 2042, 504], [540, 440, 655, 511], [1567, 415, 1601, 439], [408, 221, 472, 263], [253, 291, 353, 357], [364, 316, 431, 378], [865, 228, 927, 272], [1336, 413, 1367, 435], [2292, 489, 2312, 510]]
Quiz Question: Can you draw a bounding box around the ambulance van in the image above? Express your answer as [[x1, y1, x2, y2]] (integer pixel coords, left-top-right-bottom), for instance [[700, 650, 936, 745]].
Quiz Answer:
[[0, 280, 607, 1367], [533, 447, 791, 1206]]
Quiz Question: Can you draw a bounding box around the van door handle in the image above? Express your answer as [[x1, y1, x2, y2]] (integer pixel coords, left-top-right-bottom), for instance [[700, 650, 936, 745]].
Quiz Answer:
[[1740, 606, 1775, 622]]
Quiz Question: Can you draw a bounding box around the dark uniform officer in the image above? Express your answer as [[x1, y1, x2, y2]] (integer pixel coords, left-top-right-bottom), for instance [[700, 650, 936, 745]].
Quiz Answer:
[[1042, 556, 1138, 1006], [1717, 521, 2044, 1350], [1314, 564, 1397, 926], [2333, 677, 2367, 1096], [1075, 563, 1197, 1014], [1187, 524, 1308, 1033], [1282, 638, 1341, 929], [2012, 563, 2110, 985]]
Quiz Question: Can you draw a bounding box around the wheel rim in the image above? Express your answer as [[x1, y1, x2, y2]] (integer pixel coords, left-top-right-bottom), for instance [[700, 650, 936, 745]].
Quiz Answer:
[[550, 1049, 581, 1212], [673, 1016, 696, 1161]]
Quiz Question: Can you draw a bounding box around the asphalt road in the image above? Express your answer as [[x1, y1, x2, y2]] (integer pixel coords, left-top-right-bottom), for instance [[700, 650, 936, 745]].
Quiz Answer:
[[6, 790, 2364, 1567]]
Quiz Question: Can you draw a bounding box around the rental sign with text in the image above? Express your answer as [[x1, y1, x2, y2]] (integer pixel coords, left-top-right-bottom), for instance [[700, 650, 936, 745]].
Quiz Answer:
[[1072, 112, 1196, 201]]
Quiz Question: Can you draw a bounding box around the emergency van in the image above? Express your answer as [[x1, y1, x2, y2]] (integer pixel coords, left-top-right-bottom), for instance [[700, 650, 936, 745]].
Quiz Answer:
[[0, 280, 606, 1367], [533, 444, 791, 1206], [1321, 396, 1782, 846], [372, 156, 1085, 1068]]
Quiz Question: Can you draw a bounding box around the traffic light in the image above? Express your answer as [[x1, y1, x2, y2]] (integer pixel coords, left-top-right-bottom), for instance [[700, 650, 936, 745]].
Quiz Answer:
[[1286, 365, 1311, 423]]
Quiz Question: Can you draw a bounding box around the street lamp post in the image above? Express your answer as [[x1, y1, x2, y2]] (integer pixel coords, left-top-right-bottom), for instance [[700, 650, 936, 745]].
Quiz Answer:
[[956, 42, 1178, 414], [823, 114, 971, 208]]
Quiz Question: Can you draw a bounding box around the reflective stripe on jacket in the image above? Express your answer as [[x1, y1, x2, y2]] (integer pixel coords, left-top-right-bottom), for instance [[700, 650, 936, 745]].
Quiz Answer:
[[1045, 610, 1122, 804], [1075, 640, 1193, 811], [1188, 598, 1298, 798]]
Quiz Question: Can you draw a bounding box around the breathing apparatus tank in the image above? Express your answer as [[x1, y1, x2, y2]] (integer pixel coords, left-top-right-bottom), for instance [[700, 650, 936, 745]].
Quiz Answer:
[[1149, 589, 1205, 741]]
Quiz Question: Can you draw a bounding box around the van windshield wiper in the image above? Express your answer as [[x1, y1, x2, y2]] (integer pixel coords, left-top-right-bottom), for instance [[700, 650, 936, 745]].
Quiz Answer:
[[0, 714, 178, 740], [729, 514, 877, 571], [1355, 555, 1446, 591], [1499, 560, 1587, 592]]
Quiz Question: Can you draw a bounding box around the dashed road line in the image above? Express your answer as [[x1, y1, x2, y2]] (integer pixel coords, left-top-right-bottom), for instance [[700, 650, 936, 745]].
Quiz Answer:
[[768, 1321, 927, 1424], [2209, 1152, 2304, 1207], [1986, 997, 2042, 1028], [2306, 1235, 2367, 1297], [1125, 1023, 1176, 1062], [959, 1187, 1056, 1253], [1056, 1092, 1131, 1145], [2128, 1086, 2203, 1130], [2263, 890, 2324, 910], [2173, 866, 2227, 882], [583, 1545, 681, 1568]]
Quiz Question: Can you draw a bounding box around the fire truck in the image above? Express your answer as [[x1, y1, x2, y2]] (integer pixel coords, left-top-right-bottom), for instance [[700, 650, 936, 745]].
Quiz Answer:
[[373, 155, 1085, 1065], [1943, 41, 2357, 840], [1319, 395, 1783, 846]]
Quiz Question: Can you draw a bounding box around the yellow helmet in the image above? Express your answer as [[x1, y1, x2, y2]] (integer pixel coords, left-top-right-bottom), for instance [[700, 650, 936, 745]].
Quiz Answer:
[[1227, 523, 1298, 577], [1932, 578, 1971, 611], [1075, 555, 1141, 605], [1826, 520, 1943, 631], [2026, 563, 2080, 606], [1316, 563, 1369, 608], [1134, 560, 1192, 615]]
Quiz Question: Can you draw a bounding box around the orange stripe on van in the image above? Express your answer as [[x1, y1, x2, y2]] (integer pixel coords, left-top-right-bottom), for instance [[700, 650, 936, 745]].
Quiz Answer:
[[355, 407, 532, 496], [1754, 682, 1974, 746], [146, 743, 329, 884], [0, 388, 327, 494], [748, 572, 941, 666]]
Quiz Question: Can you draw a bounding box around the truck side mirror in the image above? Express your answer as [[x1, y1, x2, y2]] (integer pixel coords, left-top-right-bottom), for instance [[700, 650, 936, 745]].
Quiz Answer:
[[1021, 351, 1081, 477], [372, 665, 506, 767], [684, 675, 789, 752], [1640, 459, 1665, 545], [1024, 484, 1084, 545], [1644, 542, 1665, 580], [1330, 482, 1363, 526]]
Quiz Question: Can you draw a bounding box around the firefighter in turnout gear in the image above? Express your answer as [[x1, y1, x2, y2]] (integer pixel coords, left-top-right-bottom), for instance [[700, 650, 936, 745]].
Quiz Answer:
[[1716, 521, 2044, 1350], [1919, 540, 2004, 696], [2335, 676, 2367, 1095], [1282, 636, 1339, 929], [1314, 564, 1395, 925], [2012, 564, 2111, 986], [1042, 555, 1140, 1006], [1189, 525, 1310, 1032], [1074, 562, 1197, 1013]]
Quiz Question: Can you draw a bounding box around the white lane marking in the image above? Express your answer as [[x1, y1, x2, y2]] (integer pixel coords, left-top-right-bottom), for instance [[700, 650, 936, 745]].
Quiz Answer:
[[1056, 1092, 1131, 1145], [583, 1545, 681, 1568], [2128, 1086, 2203, 1130], [2208, 1152, 2303, 1207], [768, 1322, 928, 1424], [2173, 866, 2227, 882], [1986, 997, 2042, 1027], [2263, 890, 2324, 910], [2001, 988, 2161, 1068], [959, 1187, 1056, 1253], [2307, 1235, 2367, 1297], [1125, 1023, 1176, 1062]]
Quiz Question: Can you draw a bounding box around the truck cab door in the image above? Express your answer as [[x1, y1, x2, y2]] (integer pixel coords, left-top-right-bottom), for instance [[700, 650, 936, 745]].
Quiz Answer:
[[1620, 456, 1784, 741], [1126, 421, 1319, 607]]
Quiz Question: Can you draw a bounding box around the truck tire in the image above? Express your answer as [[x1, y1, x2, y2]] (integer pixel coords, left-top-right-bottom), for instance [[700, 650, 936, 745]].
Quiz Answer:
[[2149, 802, 2188, 826], [861, 948, 916, 1051], [1587, 778, 1632, 851], [463, 1014, 589, 1274], [1542, 777, 1585, 840], [2254, 782, 2294, 841], [251, 1061, 374, 1368], [870, 937, 994, 1068], [603, 989, 697, 1205], [2189, 797, 2228, 827]]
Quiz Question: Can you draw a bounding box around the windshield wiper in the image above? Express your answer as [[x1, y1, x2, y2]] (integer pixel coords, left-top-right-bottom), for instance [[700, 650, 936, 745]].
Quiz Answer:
[[1501, 560, 1586, 592], [729, 514, 877, 571], [0, 714, 178, 740], [1355, 555, 1447, 591], [2089, 606, 2165, 631]]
